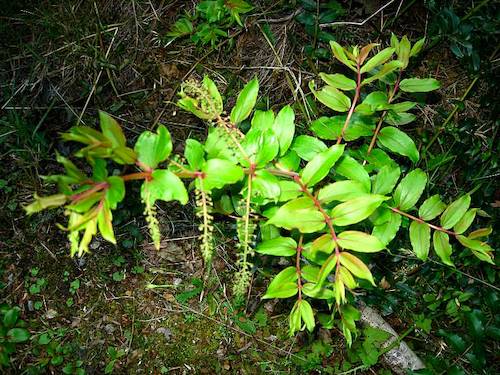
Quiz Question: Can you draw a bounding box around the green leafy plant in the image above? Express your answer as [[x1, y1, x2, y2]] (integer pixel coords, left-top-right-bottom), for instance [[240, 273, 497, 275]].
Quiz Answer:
[[24, 36, 494, 345], [0, 304, 30, 367], [295, 0, 345, 60], [166, 0, 253, 47]]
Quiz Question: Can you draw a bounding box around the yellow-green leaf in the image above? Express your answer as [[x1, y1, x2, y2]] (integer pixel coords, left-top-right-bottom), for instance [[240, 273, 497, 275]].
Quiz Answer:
[[339, 252, 375, 285], [337, 231, 385, 253], [268, 197, 325, 233], [433, 231, 453, 266], [301, 144, 345, 187], [331, 195, 388, 226], [440, 195, 471, 229], [409, 221, 430, 260], [230, 78, 259, 124]]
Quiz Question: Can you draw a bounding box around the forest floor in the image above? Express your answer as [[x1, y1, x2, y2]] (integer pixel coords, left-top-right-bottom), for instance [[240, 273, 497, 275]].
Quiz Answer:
[[1, 1, 498, 374]]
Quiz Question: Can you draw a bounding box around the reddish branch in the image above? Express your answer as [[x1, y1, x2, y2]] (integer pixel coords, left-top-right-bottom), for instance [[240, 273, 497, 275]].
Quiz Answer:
[[390, 206, 457, 236], [337, 62, 362, 145], [364, 70, 403, 163]]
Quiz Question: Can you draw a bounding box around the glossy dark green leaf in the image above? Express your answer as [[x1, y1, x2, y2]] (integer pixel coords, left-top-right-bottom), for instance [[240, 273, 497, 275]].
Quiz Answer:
[[7, 328, 30, 343]]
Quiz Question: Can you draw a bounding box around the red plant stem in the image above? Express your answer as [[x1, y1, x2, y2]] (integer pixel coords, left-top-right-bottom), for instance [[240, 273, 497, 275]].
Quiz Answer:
[[390, 206, 457, 236], [70, 182, 108, 201], [364, 70, 403, 163], [296, 235, 304, 300], [291, 174, 341, 276], [122, 171, 152, 181], [336, 62, 362, 145]]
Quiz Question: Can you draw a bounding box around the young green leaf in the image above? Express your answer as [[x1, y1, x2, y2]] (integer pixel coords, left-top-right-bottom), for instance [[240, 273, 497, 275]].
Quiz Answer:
[[384, 111, 416, 126], [339, 267, 358, 289], [360, 47, 395, 73], [97, 204, 115, 244], [311, 234, 335, 255], [106, 176, 125, 209], [251, 110, 275, 131], [433, 231, 453, 266], [310, 114, 375, 141], [134, 125, 172, 169], [410, 37, 425, 57], [278, 180, 302, 202], [418, 194, 446, 221], [300, 300, 315, 332], [409, 221, 431, 260], [242, 128, 279, 167], [262, 266, 298, 299], [141, 170, 188, 205], [329, 41, 357, 71], [440, 195, 471, 229], [319, 73, 357, 90], [274, 105, 295, 156], [255, 237, 297, 256], [378, 126, 419, 163], [331, 195, 389, 226], [309, 81, 351, 112], [337, 231, 385, 253], [393, 169, 427, 211], [316, 254, 337, 288], [184, 139, 205, 170], [99, 111, 126, 148], [24, 194, 67, 215], [301, 144, 345, 187], [200, 159, 244, 191], [339, 252, 375, 285], [318, 180, 367, 203], [399, 78, 441, 93], [268, 197, 325, 233], [230, 77, 259, 124]]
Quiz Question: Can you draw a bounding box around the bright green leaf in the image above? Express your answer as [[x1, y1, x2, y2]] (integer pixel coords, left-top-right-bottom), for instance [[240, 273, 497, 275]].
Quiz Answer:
[[393, 169, 427, 211], [301, 144, 345, 187], [410, 221, 430, 260], [262, 266, 298, 299], [400, 78, 441, 93], [339, 252, 375, 285], [433, 231, 453, 266], [134, 125, 172, 169], [337, 231, 385, 253], [419, 194, 446, 221], [255, 237, 297, 256], [230, 78, 259, 124], [440, 195, 471, 229], [331, 195, 389, 226], [268, 197, 325, 233], [378, 126, 419, 162]]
